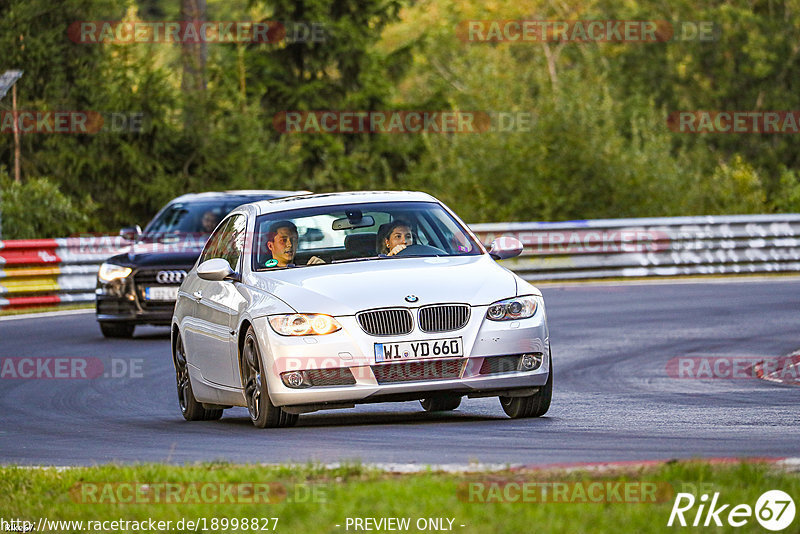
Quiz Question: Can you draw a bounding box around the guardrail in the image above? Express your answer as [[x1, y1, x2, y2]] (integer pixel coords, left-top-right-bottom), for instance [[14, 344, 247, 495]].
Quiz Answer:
[[471, 214, 800, 281], [1, 214, 799, 310], [0, 238, 113, 310]]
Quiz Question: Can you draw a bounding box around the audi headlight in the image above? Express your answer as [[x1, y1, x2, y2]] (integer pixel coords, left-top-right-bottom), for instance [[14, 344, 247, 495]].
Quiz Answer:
[[486, 295, 540, 321], [268, 314, 342, 336], [98, 263, 132, 283]]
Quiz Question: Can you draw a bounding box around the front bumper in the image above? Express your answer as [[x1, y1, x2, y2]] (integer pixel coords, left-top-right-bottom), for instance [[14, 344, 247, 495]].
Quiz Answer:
[[96, 296, 175, 325], [95, 275, 178, 326], [251, 305, 550, 408]]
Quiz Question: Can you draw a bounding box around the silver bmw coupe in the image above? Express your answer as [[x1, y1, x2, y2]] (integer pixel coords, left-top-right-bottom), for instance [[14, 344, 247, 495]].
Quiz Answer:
[[171, 191, 552, 428]]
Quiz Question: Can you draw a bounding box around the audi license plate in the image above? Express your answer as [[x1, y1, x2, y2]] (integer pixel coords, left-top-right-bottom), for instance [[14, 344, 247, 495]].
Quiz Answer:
[[144, 286, 179, 301], [375, 337, 463, 363]]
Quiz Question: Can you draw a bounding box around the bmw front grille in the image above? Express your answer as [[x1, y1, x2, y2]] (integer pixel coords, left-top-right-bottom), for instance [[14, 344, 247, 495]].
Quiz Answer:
[[356, 304, 470, 336], [356, 308, 414, 336], [418, 304, 470, 333]]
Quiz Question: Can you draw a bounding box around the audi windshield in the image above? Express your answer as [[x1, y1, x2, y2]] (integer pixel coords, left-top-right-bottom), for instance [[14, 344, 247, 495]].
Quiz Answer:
[[141, 200, 246, 242]]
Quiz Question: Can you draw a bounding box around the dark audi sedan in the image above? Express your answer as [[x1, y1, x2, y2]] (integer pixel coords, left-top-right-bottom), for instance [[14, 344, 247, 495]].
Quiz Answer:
[[95, 190, 307, 338]]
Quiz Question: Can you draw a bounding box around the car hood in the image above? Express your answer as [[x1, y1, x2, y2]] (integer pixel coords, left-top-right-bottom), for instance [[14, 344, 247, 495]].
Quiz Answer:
[[107, 241, 205, 268], [245, 255, 525, 316]]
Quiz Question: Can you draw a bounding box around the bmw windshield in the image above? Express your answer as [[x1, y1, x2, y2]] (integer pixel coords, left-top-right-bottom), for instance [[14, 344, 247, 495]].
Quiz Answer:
[[253, 201, 482, 270]]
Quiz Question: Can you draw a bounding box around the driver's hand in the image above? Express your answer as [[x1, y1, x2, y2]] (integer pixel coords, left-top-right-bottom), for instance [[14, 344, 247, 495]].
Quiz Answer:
[[307, 256, 326, 265], [388, 244, 407, 256]]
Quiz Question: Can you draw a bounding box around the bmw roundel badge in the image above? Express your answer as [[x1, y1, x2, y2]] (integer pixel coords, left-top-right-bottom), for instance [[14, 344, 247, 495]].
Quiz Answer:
[[405, 295, 419, 303]]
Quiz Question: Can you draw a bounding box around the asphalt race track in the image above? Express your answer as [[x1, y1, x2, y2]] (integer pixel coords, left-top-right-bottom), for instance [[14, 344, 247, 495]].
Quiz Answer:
[[1, 279, 798, 466]]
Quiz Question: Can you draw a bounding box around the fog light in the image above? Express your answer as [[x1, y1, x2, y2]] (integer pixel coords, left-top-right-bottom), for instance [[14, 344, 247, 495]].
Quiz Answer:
[[282, 371, 306, 388], [520, 353, 543, 371]]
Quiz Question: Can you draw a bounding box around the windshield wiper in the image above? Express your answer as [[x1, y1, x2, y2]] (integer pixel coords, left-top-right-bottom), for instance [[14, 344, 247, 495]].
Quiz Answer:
[[331, 255, 390, 264]]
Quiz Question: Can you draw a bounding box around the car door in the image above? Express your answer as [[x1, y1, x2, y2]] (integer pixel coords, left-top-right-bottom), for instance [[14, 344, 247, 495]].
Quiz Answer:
[[180, 217, 228, 370], [187, 215, 246, 387]]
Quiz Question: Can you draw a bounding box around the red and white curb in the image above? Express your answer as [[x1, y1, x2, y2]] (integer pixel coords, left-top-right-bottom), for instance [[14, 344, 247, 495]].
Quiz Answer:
[[8, 457, 800, 472], [755, 350, 800, 387]]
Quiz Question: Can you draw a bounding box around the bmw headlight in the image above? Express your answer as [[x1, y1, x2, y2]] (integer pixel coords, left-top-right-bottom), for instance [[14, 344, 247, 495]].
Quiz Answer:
[[269, 314, 342, 336], [98, 263, 132, 283], [486, 295, 541, 321]]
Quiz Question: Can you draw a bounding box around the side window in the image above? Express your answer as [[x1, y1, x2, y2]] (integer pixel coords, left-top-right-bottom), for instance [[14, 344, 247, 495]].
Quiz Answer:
[[199, 217, 234, 264], [219, 215, 246, 270]]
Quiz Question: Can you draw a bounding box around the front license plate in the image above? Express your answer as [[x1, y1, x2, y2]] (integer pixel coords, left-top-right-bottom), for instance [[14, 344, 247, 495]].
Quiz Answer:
[[144, 286, 179, 301], [375, 337, 463, 363]]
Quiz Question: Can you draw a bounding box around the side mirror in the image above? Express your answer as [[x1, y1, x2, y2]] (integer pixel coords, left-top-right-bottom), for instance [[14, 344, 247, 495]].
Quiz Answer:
[[488, 237, 523, 260], [197, 258, 238, 282], [120, 225, 142, 241]]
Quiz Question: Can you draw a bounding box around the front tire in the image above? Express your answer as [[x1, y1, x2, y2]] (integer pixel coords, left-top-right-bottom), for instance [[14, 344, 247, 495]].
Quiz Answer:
[[99, 321, 135, 338], [242, 326, 298, 428], [174, 333, 223, 421], [499, 354, 552, 418]]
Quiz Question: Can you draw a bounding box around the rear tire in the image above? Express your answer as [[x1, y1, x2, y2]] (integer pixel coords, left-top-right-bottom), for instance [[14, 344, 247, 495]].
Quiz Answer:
[[500, 353, 552, 418], [420, 395, 462, 412], [99, 321, 135, 338], [242, 326, 298, 428], [174, 333, 223, 421]]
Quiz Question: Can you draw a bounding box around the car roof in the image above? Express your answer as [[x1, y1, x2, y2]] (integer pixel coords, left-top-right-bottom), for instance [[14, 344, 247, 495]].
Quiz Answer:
[[251, 191, 439, 215], [167, 190, 312, 204]]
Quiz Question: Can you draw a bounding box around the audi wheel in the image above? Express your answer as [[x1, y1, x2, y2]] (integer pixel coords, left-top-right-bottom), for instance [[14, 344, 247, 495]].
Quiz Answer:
[[420, 395, 462, 412], [99, 322, 135, 339]]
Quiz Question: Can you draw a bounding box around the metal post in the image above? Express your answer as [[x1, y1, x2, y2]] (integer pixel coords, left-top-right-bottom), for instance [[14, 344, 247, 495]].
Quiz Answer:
[[13, 83, 21, 183], [0, 70, 25, 238]]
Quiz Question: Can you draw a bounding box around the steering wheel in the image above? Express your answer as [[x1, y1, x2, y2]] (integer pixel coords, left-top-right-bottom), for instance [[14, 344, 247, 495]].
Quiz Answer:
[[394, 243, 446, 256]]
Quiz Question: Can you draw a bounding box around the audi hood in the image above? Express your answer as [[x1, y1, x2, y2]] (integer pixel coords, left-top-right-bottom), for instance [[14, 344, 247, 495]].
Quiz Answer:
[[105, 247, 204, 268]]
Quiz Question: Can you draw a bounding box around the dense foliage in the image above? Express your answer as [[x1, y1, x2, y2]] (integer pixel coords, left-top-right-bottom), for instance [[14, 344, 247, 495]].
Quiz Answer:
[[1, 0, 799, 238]]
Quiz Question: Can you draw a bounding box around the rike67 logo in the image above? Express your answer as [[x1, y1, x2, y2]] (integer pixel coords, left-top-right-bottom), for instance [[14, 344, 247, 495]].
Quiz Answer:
[[668, 490, 795, 531]]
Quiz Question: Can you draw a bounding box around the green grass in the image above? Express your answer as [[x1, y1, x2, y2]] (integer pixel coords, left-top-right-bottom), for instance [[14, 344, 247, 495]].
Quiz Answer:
[[1, 461, 797, 533]]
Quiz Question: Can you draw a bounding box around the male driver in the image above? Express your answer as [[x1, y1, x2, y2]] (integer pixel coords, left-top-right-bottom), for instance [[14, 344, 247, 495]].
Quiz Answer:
[[265, 221, 325, 267], [200, 210, 221, 233]]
